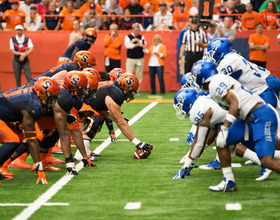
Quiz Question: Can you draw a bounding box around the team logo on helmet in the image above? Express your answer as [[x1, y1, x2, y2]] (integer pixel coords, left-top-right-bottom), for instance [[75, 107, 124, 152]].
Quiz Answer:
[[211, 40, 221, 50], [80, 54, 88, 63], [41, 80, 53, 90], [70, 76, 80, 86], [125, 77, 135, 86], [176, 91, 186, 103], [192, 63, 203, 76]]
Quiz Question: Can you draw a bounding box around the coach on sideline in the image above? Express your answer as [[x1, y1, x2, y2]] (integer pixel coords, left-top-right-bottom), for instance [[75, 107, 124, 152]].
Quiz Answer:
[[179, 16, 208, 74], [103, 24, 124, 73]]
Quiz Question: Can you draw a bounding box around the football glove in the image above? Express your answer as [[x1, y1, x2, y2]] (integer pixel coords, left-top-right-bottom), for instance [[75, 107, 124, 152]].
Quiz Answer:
[[82, 158, 98, 167], [216, 126, 228, 148], [37, 171, 48, 184], [66, 162, 79, 175], [109, 130, 117, 142], [67, 114, 77, 125], [78, 110, 96, 119], [135, 142, 153, 152]]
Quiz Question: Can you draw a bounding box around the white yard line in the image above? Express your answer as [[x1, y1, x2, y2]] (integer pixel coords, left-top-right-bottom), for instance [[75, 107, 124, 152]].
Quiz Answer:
[[13, 102, 158, 220], [0, 203, 69, 206]]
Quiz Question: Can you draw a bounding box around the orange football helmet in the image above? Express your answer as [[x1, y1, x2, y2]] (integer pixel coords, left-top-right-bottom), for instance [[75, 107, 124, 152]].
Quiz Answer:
[[81, 71, 99, 99], [117, 73, 139, 102], [73, 51, 97, 70], [33, 77, 60, 109], [109, 68, 125, 81], [84, 28, 97, 44], [83, 68, 101, 82], [63, 71, 88, 100]]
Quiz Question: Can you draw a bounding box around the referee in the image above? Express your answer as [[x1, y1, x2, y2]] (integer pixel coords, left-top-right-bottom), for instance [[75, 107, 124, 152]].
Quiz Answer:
[[179, 17, 208, 74]]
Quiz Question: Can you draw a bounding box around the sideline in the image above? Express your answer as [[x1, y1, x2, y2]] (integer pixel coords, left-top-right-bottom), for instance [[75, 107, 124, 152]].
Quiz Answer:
[[13, 102, 158, 220]]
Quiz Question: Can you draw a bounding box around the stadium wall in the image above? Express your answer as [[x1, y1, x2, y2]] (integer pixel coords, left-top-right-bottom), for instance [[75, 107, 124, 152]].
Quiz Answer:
[[0, 30, 280, 92]]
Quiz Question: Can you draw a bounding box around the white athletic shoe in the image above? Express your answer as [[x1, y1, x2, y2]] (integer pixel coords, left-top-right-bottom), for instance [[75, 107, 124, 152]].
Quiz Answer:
[[209, 179, 238, 192], [245, 160, 258, 165], [255, 166, 273, 181]]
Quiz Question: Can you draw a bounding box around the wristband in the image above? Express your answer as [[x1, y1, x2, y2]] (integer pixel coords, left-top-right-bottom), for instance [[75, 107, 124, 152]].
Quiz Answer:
[[35, 161, 43, 171], [132, 137, 141, 146], [226, 114, 237, 123]]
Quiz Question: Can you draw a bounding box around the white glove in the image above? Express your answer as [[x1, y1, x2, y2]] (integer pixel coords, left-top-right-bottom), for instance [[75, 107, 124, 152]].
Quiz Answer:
[[216, 126, 228, 148]]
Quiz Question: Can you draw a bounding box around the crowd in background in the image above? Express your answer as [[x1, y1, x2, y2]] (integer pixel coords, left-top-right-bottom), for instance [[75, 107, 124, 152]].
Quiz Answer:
[[1, 0, 280, 31]]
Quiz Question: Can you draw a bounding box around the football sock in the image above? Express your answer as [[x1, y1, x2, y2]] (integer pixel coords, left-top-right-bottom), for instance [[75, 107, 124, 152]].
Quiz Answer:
[[105, 118, 113, 131], [243, 148, 261, 165], [222, 167, 235, 182], [274, 150, 280, 160]]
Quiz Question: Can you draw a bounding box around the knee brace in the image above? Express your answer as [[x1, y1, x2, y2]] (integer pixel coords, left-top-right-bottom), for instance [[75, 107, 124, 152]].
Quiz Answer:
[[83, 116, 101, 139], [40, 130, 59, 150]]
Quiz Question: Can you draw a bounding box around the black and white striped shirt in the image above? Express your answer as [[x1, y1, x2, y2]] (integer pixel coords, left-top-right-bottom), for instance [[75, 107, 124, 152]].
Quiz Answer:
[[182, 28, 208, 53]]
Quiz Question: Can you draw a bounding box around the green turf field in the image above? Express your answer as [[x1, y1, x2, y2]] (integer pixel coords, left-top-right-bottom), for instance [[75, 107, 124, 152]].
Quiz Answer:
[[1, 92, 280, 220]]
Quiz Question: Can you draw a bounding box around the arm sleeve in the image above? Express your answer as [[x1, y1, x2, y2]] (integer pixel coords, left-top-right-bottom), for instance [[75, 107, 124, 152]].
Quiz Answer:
[[124, 35, 135, 49], [28, 38, 34, 48], [10, 38, 15, 50]]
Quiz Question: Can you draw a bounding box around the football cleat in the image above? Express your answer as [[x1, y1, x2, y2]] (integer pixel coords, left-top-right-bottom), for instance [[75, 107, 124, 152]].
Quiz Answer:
[[52, 142, 63, 155], [0, 166, 14, 176], [46, 155, 65, 165], [209, 178, 238, 192], [245, 160, 258, 165], [90, 151, 101, 157], [172, 167, 193, 179], [9, 153, 32, 169], [0, 173, 13, 180], [255, 166, 273, 181], [199, 159, 221, 170]]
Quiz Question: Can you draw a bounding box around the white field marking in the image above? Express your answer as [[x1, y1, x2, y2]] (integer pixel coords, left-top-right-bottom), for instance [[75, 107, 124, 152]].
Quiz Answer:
[[13, 102, 158, 220], [0, 203, 69, 207], [124, 202, 142, 210], [169, 138, 179, 141], [231, 163, 242, 168], [225, 203, 242, 210], [91, 139, 129, 142], [147, 95, 163, 99]]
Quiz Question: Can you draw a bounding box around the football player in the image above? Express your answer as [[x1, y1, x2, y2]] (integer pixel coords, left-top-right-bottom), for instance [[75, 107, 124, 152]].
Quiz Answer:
[[191, 59, 280, 192], [58, 28, 97, 64], [83, 73, 153, 156], [0, 77, 60, 184]]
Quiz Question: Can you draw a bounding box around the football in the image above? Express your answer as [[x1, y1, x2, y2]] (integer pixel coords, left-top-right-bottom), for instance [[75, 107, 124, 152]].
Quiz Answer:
[[133, 145, 153, 159]]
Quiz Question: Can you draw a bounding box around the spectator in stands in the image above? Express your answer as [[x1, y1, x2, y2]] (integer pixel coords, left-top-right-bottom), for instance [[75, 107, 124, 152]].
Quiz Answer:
[[258, 0, 280, 11], [37, 0, 49, 15], [69, 19, 82, 45], [143, 34, 167, 95], [137, 3, 153, 30], [83, 3, 101, 29], [207, 19, 223, 42], [124, 22, 146, 90], [248, 22, 270, 68], [19, 0, 32, 15], [169, 0, 192, 14], [25, 4, 41, 31], [154, 2, 173, 30], [107, 12, 120, 29], [241, 2, 259, 30], [43, 1, 61, 30], [213, 0, 222, 14], [0, 0, 11, 29], [60, 0, 81, 9], [10, 24, 34, 87], [103, 0, 123, 14], [80, 0, 103, 19], [173, 2, 189, 30], [140, 0, 159, 14], [119, 0, 130, 11], [103, 24, 123, 72], [125, 0, 144, 15], [60, 1, 80, 30], [99, 10, 109, 30], [2, 1, 25, 30], [120, 8, 136, 30], [219, 0, 240, 29], [235, 0, 246, 13], [259, 0, 278, 29], [219, 16, 236, 43], [251, 0, 266, 12], [189, 0, 198, 15]]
